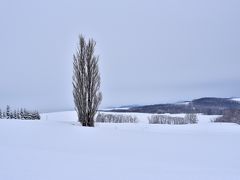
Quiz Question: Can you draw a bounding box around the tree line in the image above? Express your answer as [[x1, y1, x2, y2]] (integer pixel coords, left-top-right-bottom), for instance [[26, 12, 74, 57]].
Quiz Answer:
[[96, 113, 138, 123], [215, 109, 240, 125], [148, 114, 198, 125], [0, 105, 40, 120]]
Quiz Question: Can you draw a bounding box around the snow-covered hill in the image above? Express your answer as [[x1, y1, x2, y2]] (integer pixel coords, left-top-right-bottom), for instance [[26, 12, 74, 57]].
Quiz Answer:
[[0, 111, 239, 180], [231, 97, 240, 102]]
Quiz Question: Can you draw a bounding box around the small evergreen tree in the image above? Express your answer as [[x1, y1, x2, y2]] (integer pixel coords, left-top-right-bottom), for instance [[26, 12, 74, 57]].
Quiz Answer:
[[33, 111, 41, 120], [13, 110, 17, 119], [6, 105, 10, 119], [35, 111, 41, 120], [20, 108, 24, 119], [10, 112, 14, 119], [16, 110, 21, 119], [2, 112, 6, 119], [23, 109, 28, 119]]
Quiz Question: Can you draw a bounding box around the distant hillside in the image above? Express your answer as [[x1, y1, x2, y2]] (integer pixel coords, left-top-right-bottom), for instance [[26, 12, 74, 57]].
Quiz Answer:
[[106, 97, 240, 115]]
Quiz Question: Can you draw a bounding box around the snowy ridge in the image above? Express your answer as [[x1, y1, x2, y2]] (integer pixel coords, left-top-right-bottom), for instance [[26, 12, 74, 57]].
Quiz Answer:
[[175, 101, 190, 105]]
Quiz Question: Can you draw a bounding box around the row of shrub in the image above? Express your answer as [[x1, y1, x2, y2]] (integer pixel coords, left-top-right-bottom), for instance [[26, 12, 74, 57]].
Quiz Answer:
[[0, 105, 40, 120], [214, 109, 240, 125], [148, 113, 198, 124], [96, 113, 138, 123], [96, 113, 198, 124], [96, 112, 240, 125]]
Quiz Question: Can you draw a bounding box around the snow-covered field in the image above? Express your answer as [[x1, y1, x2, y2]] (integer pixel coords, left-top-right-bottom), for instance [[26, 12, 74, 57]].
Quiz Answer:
[[0, 111, 240, 180]]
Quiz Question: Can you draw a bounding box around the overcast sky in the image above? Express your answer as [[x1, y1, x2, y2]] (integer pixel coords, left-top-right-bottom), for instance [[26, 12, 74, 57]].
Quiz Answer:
[[0, 0, 240, 112]]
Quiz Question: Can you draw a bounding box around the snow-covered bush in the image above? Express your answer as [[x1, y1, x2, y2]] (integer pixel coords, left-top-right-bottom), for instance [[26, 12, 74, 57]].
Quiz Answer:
[[148, 114, 198, 125], [184, 113, 198, 124], [214, 109, 240, 125], [96, 113, 138, 123]]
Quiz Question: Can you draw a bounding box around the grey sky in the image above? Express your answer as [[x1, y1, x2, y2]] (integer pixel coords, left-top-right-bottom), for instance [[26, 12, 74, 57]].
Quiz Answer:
[[0, 0, 240, 112]]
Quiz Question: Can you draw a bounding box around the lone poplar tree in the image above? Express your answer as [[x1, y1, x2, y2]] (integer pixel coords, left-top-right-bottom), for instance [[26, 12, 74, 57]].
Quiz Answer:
[[73, 35, 102, 127]]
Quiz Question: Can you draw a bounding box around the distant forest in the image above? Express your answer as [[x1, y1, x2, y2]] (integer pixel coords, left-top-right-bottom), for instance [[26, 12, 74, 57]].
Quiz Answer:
[[108, 97, 240, 115], [0, 105, 40, 120]]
